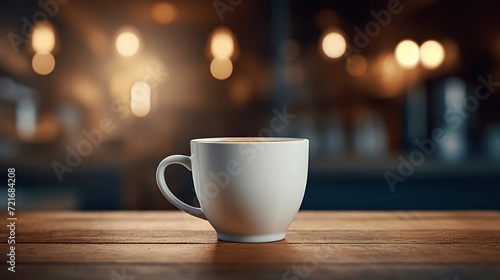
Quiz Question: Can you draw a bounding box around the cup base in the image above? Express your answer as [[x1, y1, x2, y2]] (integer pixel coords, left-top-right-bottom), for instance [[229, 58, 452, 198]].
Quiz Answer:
[[217, 232, 286, 243]]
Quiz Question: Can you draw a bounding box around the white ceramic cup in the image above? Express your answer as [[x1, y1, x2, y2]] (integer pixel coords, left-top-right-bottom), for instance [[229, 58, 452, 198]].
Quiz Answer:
[[156, 137, 309, 243]]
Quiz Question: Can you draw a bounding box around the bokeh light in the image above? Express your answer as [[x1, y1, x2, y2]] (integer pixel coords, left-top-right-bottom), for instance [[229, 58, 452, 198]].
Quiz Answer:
[[322, 32, 346, 59], [210, 27, 234, 59], [444, 78, 466, 108], [110, 72, 133, 101], [346, 54, 367, 76], [16, 98, 37, 140], [32, 53, 56, 75], [395, 40, 419, 69], [210, 58, 233, 80], [151, 2, 177, 24], [382, 54, 399, 75], [420, 40, 445, 69], [116, 31, 140, 57], [32, 24, 55, 54], [131, 81, 151, 117], [377, 53, 406, 98]]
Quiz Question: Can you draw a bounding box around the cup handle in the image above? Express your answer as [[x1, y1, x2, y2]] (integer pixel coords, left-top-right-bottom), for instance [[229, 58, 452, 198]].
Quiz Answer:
[[156, 155, 207, 220]]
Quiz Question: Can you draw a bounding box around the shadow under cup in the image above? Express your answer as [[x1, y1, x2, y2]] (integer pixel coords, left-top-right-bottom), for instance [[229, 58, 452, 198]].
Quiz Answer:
[[156, 137, 309, 243]]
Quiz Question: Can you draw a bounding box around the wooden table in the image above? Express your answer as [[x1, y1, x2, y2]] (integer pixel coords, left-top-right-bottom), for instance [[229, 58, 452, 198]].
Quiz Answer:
[[1, 211, 500, 279]]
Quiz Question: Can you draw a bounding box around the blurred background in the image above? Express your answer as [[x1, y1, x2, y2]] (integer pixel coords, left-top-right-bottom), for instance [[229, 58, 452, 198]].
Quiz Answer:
[[0, 0, 499, 210]]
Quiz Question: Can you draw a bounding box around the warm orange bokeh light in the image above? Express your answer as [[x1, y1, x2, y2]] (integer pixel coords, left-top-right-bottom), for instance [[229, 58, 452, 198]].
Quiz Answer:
[[420, 40, 445, 69], [395, 40, 419, 69], [210, 58, 233, 80], [322, 31, 346, 59], [32, 23, 55, 54], [210, 27, 235, 59], [151, 2, 177, 24], [116, 31, 140, 57], [32, 53, 55, 75], [131, 81, 152, 117]]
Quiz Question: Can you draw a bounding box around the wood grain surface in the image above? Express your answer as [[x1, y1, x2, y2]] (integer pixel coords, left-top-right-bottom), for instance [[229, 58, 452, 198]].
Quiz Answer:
[[1, 211, 499, 279]]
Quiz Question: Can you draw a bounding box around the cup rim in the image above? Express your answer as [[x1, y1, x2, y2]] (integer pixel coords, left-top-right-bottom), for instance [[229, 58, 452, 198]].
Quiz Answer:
[[191, 137, 308, 143]]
